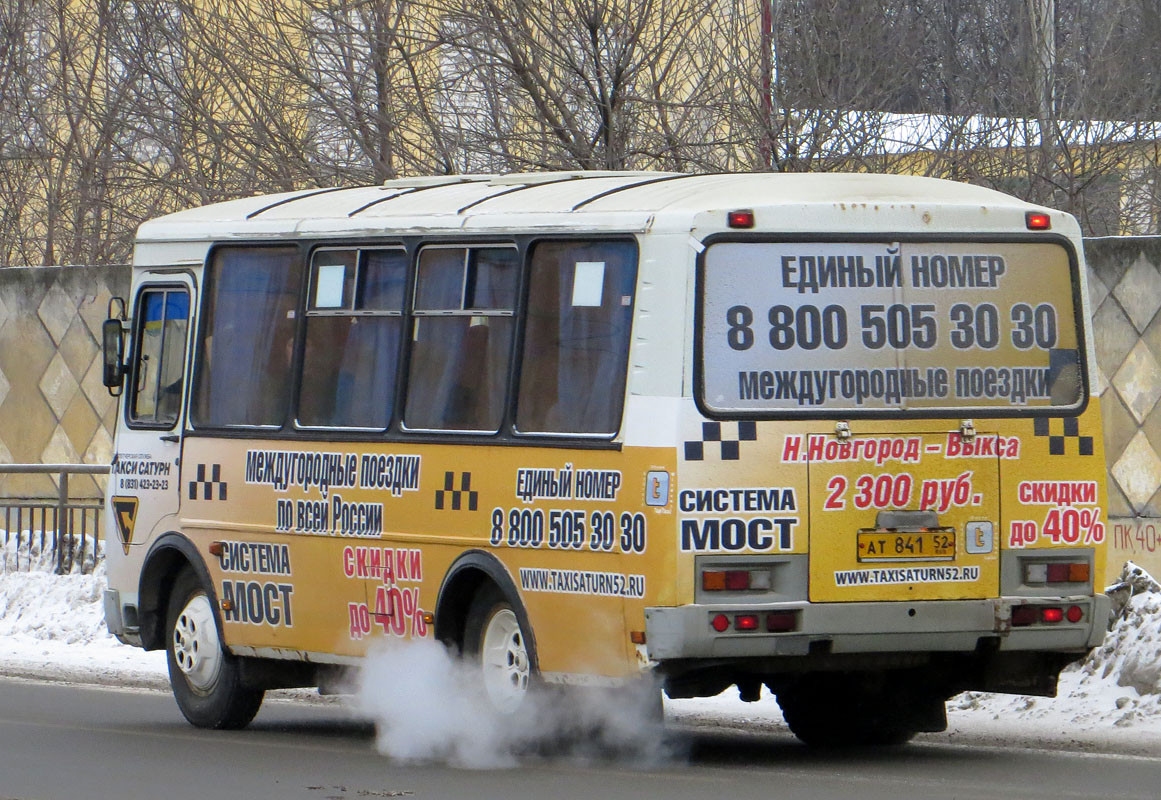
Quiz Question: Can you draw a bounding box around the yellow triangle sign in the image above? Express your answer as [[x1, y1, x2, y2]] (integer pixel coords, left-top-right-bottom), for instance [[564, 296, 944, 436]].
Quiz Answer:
[[112, 496, 138, 555]]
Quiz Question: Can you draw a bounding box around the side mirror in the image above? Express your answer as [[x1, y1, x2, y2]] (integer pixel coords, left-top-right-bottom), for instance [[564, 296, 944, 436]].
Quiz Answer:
[[102, 297, 127, 395]]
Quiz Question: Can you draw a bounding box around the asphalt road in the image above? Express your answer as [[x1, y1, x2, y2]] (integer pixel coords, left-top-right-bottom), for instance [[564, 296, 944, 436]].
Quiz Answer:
[[2, 678, 1160, 800]]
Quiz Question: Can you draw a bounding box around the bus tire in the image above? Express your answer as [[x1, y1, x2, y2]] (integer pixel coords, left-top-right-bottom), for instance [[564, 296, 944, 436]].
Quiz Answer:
[[776, 679, 917, 747], [463, 584, 534, 715], [165, 568, 264, 729]]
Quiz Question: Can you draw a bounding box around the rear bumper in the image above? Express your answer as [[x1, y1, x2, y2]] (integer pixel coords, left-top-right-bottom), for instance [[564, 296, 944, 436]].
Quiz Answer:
[[644, 594, 1110, 661]]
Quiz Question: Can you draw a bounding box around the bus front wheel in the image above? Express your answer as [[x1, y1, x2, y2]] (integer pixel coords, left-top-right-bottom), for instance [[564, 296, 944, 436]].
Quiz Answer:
[[165, 568, 264, 729], [463, 584, 533, 715]]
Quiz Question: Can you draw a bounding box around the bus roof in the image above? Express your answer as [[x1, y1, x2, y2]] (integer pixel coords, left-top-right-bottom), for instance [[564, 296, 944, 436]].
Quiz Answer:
[[135, 171, 1056, 244]]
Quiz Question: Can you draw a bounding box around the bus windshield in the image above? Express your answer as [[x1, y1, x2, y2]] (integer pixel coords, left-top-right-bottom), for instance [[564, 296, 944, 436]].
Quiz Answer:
[[699, 239, 1085, 416]]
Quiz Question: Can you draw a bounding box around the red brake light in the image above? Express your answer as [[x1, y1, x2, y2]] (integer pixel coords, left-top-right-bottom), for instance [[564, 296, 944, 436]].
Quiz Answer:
[[1026, 211, 1051, 230], [1046, 563, 1071, 583], [1041, 607, 1064, 624], [734, 614, 759, 631], [727, 209, 755, 229]]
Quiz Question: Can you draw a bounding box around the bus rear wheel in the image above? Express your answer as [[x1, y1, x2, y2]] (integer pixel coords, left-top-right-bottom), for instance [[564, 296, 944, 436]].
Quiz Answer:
[[463, 585, 533, 715], [776, 676, 929, 747], [165, 568, 264, 729]]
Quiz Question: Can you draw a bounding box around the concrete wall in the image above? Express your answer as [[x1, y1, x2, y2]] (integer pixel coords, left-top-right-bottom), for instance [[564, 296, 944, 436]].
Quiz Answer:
[[0, 264, 129, 498], [1086, 237, 1161, 578]]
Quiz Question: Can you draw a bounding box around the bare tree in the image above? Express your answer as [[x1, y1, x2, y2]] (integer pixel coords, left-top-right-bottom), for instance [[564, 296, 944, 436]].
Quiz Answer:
[[437, 0, 741, 171]]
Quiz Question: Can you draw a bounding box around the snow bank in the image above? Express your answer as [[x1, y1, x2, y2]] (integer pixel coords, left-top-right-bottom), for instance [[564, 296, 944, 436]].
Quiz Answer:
[[0, 543, 167, 686], [945, 561, 1161, 737]]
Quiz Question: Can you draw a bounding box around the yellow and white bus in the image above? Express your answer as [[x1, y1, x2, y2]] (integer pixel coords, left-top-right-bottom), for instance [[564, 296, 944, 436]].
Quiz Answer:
[[101, 171, 1109, 744]]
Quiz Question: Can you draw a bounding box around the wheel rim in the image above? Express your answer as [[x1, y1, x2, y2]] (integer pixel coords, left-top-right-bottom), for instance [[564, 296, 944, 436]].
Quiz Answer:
[[172, 593, 223, 694], [480, 607, 529, 713]]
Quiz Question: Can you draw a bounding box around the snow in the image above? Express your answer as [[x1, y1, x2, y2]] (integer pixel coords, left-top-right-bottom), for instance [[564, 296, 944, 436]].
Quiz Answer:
[[0, 540, 168, 688], [5, 543, 1161, 755]]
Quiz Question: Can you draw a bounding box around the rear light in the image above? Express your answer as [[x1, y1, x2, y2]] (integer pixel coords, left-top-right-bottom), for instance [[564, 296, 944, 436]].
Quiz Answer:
[[724, 571, 750, 591], [1012, 604, 1085, 626], [709, 611, 799, 633], [735, 614, 759, 631], [766, 611, 798, 632], [1026, 211, 1051, 230], [1011, 605, 1037, 626], [727, 209, 755, 229], [702, 568, 771, 592], [1024, 561, 1090, 585]]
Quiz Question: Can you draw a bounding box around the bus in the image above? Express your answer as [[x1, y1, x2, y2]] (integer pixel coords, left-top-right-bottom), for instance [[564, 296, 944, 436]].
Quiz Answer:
[[101, 171, 1110, 744]]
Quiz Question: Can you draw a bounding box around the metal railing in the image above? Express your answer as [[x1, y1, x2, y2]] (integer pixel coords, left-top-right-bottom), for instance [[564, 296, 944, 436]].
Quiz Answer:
[[0, 464, 110, 574]]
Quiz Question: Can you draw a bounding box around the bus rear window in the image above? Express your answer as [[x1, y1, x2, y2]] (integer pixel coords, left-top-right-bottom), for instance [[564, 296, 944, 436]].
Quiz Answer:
[[699, 240, 1085, 416]]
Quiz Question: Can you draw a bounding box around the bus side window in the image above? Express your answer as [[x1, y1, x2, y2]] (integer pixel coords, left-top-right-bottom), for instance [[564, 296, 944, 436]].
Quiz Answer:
[[297, 248, 406, 429], [129, 288, 190, 427], [403, 246, 518, 432], [515, 240, 637, 436], [191, 246, 301, 428]]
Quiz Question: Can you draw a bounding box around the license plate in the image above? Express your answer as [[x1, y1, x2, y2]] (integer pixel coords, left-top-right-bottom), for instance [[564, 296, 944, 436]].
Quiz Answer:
[[856, 529, 955, 562]]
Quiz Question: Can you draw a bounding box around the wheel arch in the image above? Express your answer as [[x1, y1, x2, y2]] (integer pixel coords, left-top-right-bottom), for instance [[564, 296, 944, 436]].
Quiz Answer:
[[433, 549, 539, 673], [138, 532, 218, 651]]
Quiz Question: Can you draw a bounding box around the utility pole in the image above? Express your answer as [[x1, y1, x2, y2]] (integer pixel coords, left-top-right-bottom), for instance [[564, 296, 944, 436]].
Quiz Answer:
[[1027, 0, 1057, 202], [759, 0, 776, 170]]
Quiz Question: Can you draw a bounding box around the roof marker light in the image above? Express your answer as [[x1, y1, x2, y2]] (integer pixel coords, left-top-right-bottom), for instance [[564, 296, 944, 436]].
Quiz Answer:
[[1026, 211, 1051, 230], [728, 209, 755, 229]]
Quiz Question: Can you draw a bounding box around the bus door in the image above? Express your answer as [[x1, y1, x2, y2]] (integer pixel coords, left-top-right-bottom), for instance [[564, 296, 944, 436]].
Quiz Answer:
[[108, 275, 195, 555], [806, 425, 1002, 603]]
